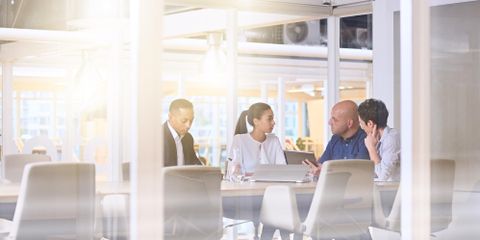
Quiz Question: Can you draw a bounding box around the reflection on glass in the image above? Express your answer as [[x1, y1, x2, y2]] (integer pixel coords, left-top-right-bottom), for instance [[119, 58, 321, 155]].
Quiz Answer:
[[431, 1, 480, 238]]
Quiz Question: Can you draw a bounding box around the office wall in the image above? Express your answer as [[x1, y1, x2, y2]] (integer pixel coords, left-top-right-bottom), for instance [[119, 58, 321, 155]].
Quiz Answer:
[[430, 1, 480, 189]]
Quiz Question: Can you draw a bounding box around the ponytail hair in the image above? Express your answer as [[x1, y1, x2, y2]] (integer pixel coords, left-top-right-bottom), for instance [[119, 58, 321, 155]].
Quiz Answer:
[[234, 102, 272, 135], [234, 110, 249, 135]]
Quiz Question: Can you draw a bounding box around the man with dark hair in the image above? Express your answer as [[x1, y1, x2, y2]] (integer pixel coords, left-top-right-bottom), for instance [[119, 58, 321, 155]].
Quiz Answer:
[[304, 100, 369, 176], [358, 98, 400, 181], [163, 98, 200, 166]]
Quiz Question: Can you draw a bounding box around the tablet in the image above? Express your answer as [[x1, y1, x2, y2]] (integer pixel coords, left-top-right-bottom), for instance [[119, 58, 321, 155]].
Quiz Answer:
[[284, 150, 318, 166]]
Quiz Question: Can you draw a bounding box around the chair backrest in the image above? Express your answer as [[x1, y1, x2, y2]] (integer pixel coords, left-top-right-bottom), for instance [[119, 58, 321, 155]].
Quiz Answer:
[[385, 159, 455, 233], [84, 137, 108, 180], [384, 184, 402, 231], [304, 160, 374, 239], [4, 154, 51, 183], [431, 159, 455, 232], [163, 166, 222, 240], [22, 136, 58, 161], [122, 162, 130, 181], [10, 162, 96, 240]]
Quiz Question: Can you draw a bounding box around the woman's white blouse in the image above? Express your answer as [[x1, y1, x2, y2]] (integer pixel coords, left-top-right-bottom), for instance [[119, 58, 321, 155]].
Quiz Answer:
[[228, 133, 286, 174]]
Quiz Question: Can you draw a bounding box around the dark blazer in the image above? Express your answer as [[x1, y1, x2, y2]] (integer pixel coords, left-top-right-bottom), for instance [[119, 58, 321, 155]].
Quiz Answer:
[[163, 122, 200, 167]]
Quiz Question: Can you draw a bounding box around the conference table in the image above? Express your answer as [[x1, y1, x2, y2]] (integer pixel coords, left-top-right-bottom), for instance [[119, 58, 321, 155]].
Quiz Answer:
[[0, 180, 316, 203], [0, 179, 399, 240], [0, 179, 399, 203]]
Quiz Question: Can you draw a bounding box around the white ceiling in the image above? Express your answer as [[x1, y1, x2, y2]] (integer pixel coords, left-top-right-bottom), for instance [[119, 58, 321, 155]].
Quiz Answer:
[[0, 0, 373, 92]]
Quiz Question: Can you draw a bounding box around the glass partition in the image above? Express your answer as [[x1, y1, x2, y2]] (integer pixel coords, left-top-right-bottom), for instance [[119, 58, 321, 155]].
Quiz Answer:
[[430, 1, 480, 238], [0, 1, 377, 239]]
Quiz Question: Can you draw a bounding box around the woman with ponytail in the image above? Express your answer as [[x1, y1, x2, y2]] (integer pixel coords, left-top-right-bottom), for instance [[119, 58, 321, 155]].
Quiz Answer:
[[228, 102, 286, 175]]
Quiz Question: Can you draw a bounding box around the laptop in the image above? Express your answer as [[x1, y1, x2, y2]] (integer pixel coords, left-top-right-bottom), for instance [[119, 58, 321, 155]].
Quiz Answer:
[[249, 164, 310, 183], [284, 150, 317, 165]]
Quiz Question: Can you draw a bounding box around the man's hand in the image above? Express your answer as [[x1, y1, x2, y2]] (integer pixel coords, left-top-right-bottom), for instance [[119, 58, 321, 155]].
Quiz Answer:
[[365, 123, 381, 165], [303, 159, 321, 176]]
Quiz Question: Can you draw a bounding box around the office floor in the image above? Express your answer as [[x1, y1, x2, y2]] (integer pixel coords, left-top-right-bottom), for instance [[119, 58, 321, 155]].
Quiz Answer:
[[229, 191, 480, 240], [222, 225, 401, 240], [222, 224, 479, 240], [3, 191, 478, 239], [369, 227, 400, 240]]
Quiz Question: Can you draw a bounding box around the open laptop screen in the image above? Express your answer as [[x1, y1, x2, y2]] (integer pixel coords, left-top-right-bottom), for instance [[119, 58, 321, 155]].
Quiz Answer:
[[249, 164, 310, 183]]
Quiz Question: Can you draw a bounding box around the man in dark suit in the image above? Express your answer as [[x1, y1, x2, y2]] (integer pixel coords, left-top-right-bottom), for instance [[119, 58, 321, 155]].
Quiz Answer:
[[163, 99, 200, 166]]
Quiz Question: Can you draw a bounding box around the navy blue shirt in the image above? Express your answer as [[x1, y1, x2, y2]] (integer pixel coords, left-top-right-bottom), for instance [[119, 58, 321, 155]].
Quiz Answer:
[[319, 128, 370, 163]]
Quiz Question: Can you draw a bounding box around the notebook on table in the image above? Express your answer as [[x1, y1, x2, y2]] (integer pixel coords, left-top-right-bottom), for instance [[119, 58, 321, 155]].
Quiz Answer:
[[284, 150, 317, 165], [249, 164, 310, 183]]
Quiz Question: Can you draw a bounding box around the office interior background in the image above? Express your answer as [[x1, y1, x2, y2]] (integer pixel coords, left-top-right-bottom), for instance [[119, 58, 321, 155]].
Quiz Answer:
[[0, 0, 479, 239]]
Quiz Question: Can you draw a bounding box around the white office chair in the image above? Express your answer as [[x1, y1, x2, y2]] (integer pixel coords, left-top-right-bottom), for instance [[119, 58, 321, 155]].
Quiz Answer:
[[122, 162, 130, 182], [84, 137, 109, 180], [3, 154, 51, 183], [0, 162, 96, 240], [163, 166, 222, 240], [260, 160, 374, 240], [371, 159, 455, 235], [22, 136, 58, 161]]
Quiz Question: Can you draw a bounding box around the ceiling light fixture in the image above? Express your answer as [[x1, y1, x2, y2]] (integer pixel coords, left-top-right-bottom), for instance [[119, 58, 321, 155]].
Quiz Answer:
[[202, 32, 226, 82]]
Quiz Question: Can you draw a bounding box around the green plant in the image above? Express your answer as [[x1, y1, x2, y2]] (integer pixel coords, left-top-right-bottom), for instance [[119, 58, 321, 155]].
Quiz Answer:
[[296, 137, 305, 151]]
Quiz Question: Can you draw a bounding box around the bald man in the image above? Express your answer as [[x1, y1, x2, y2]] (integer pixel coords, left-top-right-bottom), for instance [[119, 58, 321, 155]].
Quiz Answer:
[[305, 100, 369, 175]]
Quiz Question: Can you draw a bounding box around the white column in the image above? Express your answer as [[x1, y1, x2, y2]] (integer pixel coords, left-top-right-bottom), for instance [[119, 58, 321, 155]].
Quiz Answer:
[[324, 16, 340, 145], [130, 0, 164, 238], [260, 81, 269, 102], [107, 25, 123, 182], [52, 94, 58, 148], [365, 79, 372, 98], [372, 0, 397, 127], [401, 0, 431, 239], [224, 10, 239, 239], [62, 68, 76, 162], [277, 77, 285, 148], [226, 9, 238, 149], [2, 62, 15, 156], [212, 98, 220, 166], [177, 73, 185, 97], [297, 101, 304, 138], [121, 63, 132, 178]]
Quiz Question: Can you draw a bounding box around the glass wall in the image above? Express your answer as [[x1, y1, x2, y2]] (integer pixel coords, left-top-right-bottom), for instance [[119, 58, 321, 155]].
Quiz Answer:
[[340, 14, 372, 50], [143, 14, 372, 171], [430, 1, 480, 238], [1, 52, 112, 180], [14, 91, 65, 158], [377, 1, 480, 238], [0, 2, 375, 239]]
